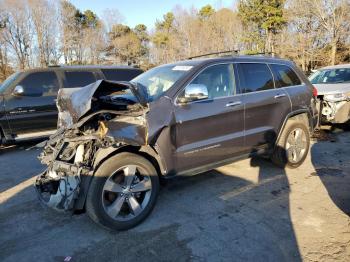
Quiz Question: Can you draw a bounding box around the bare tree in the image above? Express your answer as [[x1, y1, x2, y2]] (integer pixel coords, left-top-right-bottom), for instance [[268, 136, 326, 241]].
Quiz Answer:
[[28, 0, 59, 66], [306, 0, 350, 65], [1, 0, 33, 69]]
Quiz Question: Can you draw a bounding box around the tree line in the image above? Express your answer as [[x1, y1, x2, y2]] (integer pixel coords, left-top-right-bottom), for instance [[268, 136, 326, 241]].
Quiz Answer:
[[0, 0, 350, 81]]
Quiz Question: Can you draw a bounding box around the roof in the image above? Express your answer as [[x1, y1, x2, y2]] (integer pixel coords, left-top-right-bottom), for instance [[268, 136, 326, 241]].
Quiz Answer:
[[319, 63, 350, 70], [19, 65, 142, 74], [162, 55, 293, 68], [51, 65, 140, 69]]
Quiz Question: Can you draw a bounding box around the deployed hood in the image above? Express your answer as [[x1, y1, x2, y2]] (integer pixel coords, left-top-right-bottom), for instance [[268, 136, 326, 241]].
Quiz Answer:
[[314, 83, 350, 95], [57, 80, 148, 128]]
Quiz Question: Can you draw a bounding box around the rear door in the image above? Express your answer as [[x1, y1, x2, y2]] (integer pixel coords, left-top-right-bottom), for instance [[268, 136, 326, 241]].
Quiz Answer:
[[173, 63, 245, 172], [5, 71, 59, 134], [63, 71, 98, 88], [236, 63, 291, 151], [101, 69, 143, 81]]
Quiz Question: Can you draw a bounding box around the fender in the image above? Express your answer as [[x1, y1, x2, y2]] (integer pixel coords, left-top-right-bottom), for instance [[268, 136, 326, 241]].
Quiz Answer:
[[276, 109, 312, 144], [74, 144, 167, 210]]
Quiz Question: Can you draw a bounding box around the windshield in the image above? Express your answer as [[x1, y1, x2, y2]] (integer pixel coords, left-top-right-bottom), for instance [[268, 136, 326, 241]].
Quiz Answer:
[[0, 72, 21, 94], [131, 64, 193, 101], [309, 68, 350, 84]]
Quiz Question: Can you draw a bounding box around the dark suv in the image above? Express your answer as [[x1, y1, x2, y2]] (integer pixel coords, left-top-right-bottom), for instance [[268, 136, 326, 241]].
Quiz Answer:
[[35, 56, 318, 230], [0, 66, 142, 144]]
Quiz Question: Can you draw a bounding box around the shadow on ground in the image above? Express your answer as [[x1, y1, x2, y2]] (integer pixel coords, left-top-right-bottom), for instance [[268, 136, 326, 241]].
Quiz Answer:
[[311, 126, 350, 216], [0, 142, 302, 262]]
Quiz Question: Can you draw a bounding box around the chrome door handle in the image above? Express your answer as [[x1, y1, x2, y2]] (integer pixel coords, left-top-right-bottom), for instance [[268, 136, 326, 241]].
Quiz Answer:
[[226, 101, 242, 107], [274, 94, 287, 99]]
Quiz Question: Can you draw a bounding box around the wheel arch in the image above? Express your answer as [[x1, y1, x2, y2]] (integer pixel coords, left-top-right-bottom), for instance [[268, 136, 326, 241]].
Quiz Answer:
[[74, 144, 165, 211], [276, 110, 312, 145]]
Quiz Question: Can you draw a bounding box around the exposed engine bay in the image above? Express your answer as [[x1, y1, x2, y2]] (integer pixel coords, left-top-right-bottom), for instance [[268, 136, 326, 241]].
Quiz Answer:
[[35, 80, 150, 211], [319, 93, 350, 124]]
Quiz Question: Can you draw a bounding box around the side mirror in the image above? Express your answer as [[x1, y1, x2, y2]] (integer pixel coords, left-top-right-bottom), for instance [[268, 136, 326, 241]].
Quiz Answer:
[[13, 85, 24, 96], [178, 84, 209, 104]]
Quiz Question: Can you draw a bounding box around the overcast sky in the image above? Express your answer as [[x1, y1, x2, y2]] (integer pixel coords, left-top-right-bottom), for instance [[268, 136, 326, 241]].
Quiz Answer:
[[69, 0, 236, 29]]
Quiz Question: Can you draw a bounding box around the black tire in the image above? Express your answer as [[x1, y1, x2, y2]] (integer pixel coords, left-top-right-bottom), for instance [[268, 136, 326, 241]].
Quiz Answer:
[[86, 152, 160, 231], [271, 120, 310, 169], [0, 130, 3, 146]]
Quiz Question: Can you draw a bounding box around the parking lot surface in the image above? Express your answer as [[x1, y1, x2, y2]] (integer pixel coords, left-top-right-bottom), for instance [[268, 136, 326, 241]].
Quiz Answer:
[[0, 129, 349, 262]]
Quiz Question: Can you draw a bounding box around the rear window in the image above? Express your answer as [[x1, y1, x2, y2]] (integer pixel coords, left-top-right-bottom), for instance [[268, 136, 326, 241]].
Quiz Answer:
[[237, 63, 274, 93], [101, 69, 143, 81], [64, 71, 96, 88], [271, 64, 302, 87]]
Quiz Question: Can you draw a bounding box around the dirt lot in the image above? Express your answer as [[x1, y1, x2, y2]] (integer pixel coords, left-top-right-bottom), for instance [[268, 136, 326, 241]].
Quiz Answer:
[[0, 128, 349, 262]]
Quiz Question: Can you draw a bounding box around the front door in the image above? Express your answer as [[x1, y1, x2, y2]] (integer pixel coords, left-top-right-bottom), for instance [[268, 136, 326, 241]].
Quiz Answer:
[[173, 63, 245, 172], [5, 71, 59, 135]]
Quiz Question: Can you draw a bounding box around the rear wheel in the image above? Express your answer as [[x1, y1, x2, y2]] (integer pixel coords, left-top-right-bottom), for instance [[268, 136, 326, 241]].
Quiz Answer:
[[272, 120, 310, 168], [86, 152, 159, 231]]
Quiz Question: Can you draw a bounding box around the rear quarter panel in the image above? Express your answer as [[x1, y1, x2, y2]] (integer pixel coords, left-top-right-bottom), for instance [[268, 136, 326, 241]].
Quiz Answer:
[[283, 65, 317, 130]]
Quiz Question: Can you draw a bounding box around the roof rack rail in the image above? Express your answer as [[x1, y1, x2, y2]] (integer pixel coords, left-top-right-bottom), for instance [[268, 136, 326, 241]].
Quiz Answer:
[[188, 50, 239, 60]]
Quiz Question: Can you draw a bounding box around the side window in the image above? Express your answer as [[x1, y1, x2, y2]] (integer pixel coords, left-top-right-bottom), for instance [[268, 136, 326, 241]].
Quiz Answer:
[[187, 64, 235, 99], [64, 71, 96, 88], [102, 69, 143, 81], [271, 64, 302, 87], [237, 63, 274, 93], [18, 72, 59, 96]]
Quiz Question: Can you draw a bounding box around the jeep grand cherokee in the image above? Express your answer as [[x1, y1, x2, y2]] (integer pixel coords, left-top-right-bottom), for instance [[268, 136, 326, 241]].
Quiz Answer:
[[35, 56, 318, 230]]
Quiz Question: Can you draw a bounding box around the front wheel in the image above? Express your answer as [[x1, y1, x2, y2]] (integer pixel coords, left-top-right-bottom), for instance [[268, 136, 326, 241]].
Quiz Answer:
[[86, 152, 159, 231], [272, 121, 310, 168]]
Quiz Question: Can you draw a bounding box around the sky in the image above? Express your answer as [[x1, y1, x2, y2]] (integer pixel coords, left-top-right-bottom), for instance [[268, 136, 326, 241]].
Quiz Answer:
[[69, 0, 236, 30]]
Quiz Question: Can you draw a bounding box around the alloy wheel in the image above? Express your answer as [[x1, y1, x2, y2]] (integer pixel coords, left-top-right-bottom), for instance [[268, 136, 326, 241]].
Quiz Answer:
[[102, 165, 152, 221], [285, 127, 307, 164]]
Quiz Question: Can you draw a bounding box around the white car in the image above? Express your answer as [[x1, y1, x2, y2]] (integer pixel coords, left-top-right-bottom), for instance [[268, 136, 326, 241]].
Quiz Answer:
[[310, 64, 350, 124]]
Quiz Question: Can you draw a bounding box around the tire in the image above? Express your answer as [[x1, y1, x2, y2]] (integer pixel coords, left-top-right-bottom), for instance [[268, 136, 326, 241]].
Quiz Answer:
[[86, 152, 160, 231], [271, 120, 310, 169], [0, 130, 3, 146]]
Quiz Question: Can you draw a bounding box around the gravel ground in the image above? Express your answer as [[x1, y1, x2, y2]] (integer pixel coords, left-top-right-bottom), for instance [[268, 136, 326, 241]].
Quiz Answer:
[[0, 128, 349, 262]]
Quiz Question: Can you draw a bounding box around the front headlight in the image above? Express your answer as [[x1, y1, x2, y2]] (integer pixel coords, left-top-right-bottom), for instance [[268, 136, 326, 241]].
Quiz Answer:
[[324, 93, 349, 102]]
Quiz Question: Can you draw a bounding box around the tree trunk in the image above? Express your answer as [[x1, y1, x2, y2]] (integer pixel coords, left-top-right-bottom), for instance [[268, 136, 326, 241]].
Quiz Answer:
[[330, 40, 337, 65]]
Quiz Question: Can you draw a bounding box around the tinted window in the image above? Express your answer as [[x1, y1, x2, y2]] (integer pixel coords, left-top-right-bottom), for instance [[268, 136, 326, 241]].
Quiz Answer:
[[102, 69, 142, 81], [237, 63, 274, 93], [64, 71, 96, 88], [189, 64, 235, 99], [18, 72, 59, 96], [271, 64, 301, 87]]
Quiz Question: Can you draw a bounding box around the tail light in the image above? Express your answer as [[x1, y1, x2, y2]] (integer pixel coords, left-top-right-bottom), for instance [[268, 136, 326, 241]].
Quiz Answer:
[[312, 86, 318, 97]]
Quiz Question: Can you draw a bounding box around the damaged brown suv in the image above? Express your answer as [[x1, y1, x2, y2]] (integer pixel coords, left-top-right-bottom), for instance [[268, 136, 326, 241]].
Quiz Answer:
[[35, 56, 318, 230]]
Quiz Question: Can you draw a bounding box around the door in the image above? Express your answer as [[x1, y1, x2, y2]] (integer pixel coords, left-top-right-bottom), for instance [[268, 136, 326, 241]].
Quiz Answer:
[[5, 71, 59, 134], [63, 71, 97, 88], [236, 63, 291, 151], [173, 63, 245, 172]]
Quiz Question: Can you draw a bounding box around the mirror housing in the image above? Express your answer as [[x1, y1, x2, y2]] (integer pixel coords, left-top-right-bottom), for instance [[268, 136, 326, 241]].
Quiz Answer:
[[178, 84, 209, 104], [13, 85, 24, 96]]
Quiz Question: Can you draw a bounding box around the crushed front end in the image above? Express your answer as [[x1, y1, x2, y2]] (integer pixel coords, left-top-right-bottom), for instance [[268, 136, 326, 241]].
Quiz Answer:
[[320, 92, 350, 124], [35, 80, 149, 212]]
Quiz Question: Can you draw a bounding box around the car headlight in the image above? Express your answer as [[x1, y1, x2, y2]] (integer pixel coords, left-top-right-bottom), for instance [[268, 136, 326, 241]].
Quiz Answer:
[[324, 93, 349, 102]]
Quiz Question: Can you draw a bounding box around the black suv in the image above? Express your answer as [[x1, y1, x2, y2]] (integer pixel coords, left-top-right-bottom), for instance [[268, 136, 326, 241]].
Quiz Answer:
[[0, 66, 143, 144], [35, 56, 318, 230]]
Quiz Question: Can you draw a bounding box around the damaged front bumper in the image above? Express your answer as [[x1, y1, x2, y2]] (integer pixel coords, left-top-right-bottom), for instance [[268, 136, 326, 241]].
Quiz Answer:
[[35, 80, 151, 212], [321, 96, 350, 124], [35, 140, 92, 211]]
